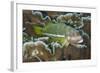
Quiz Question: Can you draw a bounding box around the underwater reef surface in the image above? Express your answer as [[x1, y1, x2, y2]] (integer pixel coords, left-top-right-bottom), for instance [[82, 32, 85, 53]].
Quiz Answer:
[[23, 10, 91, 62]]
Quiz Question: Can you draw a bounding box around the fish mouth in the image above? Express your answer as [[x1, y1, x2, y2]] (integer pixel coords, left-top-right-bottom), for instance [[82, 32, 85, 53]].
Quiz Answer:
[[77, 39, 83, 43], [69, 36, 83, 44]]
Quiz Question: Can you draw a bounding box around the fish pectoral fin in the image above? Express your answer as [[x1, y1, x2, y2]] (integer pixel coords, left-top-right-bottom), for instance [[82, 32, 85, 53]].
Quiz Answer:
[[62, 39, 69, 48]]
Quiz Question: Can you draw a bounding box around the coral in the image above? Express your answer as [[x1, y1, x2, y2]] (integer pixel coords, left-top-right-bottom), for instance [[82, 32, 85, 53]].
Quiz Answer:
[[23, 41, 52, 62]]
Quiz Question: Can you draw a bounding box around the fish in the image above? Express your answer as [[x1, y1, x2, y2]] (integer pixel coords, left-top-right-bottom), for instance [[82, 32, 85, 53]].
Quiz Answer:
[[33, 22, 86, 48]]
